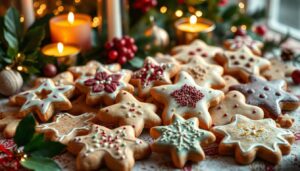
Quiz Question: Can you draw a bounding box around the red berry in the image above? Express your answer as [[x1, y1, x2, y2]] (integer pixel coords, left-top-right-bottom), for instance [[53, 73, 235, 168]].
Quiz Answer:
[[105, 42, 114, 50], [150, 0, 157, 6], [131, 45, 138, 53], [108, 50, 118, 61], [127, 52, 135, 60], [255, 25, 267, 36], [235, 28, 247, 37], [43, 64, 57, 77], [291, 69, 300, 84], [118, 56, 127, 65]]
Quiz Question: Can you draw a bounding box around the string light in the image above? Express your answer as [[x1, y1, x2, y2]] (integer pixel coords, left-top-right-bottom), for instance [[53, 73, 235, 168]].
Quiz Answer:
[[74, 0, 81, 3], [195, 10, 202, 17], [231, 26, 237, 32], [92, 17, 100, 28], [20, 16, 25, 23], [160, 6, 167, 14], [241, 25, 247, 30], [238, 2, 245, 9], [175, 10, 183, 17]]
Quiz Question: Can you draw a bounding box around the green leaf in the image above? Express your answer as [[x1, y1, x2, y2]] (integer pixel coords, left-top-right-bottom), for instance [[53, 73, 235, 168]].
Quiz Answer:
[[28, 14, 54, 30], [22, 26, 45, 54], [14, 114, 36, 147], [129, 57, 144, 68], [222, 5, 239, 21], [3, 7, 21, 56], [21, 156, 61, 171], [24, 134, 66, 158], [27, 66, 40, 74]]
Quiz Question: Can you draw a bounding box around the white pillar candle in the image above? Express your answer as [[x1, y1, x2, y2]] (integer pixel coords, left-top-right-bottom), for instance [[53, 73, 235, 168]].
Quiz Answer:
[[20, 0, 35, 29], [106, 0, 122, 41]]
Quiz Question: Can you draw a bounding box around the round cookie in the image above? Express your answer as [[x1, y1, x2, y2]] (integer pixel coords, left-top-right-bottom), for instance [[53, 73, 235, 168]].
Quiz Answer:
[[224, 36, 263, 56], [212, 114, 295, 165]]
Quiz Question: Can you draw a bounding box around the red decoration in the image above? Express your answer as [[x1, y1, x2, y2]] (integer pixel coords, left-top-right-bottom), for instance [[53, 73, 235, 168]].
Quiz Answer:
[[0, 145, 21, 171], [84, 71, 121, 93], [132, 62, 165, 87], [170, 84, 204, 108], [291, 69, 300, 85], [234, 28, 247, 37], [218, 0, 228, 6], [105, 36, 138, 65], [255, 25, 267, 36], [43, 64, 57, 77], [133, 0, 157, 13]]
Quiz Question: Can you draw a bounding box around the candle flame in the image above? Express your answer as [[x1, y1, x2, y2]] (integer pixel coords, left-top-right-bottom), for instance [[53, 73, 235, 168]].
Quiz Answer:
[[57, 42, 64, 54], [189, 15, 197, 25], [68, 12, 75, 24]]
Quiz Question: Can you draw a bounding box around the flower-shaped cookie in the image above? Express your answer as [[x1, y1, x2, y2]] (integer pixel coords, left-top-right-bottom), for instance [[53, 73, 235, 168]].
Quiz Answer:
[[230, 75, 300, 118], [212, 115, 295, 164], [76, 67, 134, 105], [171, 39, 223, 64], [151, 71, 224, 129], [224, 36, 263, 55], [68, 125, 151, 171], [98, 90, 161, 136], [215, 47, 270, 82], [13, 79, 74, 122], [150, 115, 216, 168], [131, 57, 180, 98]]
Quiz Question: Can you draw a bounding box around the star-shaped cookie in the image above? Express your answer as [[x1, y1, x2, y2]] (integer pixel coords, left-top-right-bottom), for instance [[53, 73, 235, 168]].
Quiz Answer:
[[98, 90, 161, 136], [262, 58, 295, 80], [210, 90, 264, 126], [177, 57, 225, 88], [150, 71, 224, 129], [76, 67, 134, 105], [68, 95, 99, 115], [150, 114, 216, 168], [221, 75, 240, 92], [35, 71, 74, 86], [215, 47, 270, 82], [229, 75, 300, 118], [171, 39, 223, 64], [131, 57, 180, 98], [13, 79, 74, 122], [212, 115, 295, 164], [68, 125, 151, 171], [36, 113, 95, 144], [224, 36, 263, 56]]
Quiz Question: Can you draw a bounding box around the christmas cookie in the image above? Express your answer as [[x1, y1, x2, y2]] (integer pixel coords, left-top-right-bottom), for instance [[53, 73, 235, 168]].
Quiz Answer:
[[171, 39, 223, 64], [212, 115, 295, 164], [131, 57, 180, 98], [224, 36, 263, 56], [36, 113, 95, 144], [215, 47, 270, 82], [276, 114, 295, 128], [150, 115, 216, 168], [68, 95, 99, 115], [210, 90, 264, 126], [13, 79, 74, 122], [229, 75, 300, 118], [150, 71, 224, 129], [176, 57, 225, 89], [35, 71, 74, 86], [68, 125, 151, 171], [221, 75, 240, 92], [68, 60, 121, 79], [262, 58, 295, 80], [98, 90, 161, 136], [76, 67, 134, 106]]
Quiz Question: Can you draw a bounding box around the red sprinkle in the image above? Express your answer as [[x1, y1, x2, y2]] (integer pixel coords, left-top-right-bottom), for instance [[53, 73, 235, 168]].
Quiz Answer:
[[170, 84, 204, 108]]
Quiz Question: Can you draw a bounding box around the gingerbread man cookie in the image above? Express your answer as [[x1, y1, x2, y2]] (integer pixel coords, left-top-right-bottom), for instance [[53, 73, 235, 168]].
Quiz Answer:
[[212, 115, 295, 164], [76, 67, 134, 105], [224, 36, 263, 56], [230, 75, 300, 118], [150, 115, 216, 168], [131, 57, 180, 98], [98, 90, 161, 136], [215, 47, 270, 82], [176, 57, 225, 89], [35, 71, 74, 86], [13, 79, 74, 122], [151, 71, 224, 129], [171, 39, 223, 64], [36, 113, 95, 144], [221, 75, 240, 92], [68, 125, 151, 171], [262, 58, 296, 80], [210, 90, 264, 126]]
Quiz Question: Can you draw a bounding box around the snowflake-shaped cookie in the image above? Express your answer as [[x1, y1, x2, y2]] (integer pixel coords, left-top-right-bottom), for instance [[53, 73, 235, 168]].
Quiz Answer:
[[171, 39, 223, 64], [224, 36, 263, 55], [14, 79, 74, 122], [69, 125, 150, 171], [212, 115, 295, 164], [150, 115, 216, 168], [151, 71, 224, 129], [98, 90, 161, 136], [36, 113, 95, 144]]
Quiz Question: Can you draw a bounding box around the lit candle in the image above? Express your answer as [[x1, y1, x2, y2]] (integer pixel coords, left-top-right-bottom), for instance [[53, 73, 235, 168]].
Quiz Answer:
[[21, 0, 35, 29], [42, 42, 80, 66], [106, 0, 122, 41], [175, 15, 215, 44], [50, 12, 92, 51]]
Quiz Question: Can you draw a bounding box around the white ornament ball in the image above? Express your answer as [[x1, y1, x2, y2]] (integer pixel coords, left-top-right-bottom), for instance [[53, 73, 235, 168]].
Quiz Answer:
[[0, 69, 23, 96]]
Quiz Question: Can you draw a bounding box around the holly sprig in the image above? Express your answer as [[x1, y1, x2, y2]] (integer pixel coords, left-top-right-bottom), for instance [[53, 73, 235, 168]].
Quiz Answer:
[[13, 114, 65, 171]]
